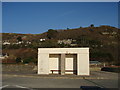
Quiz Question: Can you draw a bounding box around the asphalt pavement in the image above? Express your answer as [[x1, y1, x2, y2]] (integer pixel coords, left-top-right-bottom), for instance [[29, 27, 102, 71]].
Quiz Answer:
[[1, 71, 119, 89]]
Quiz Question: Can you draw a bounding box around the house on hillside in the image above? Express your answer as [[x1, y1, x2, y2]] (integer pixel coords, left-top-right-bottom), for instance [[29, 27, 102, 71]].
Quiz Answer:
[[58, 39, 77, 46], [101, 31, 117, 35], [26, 41, 31, 44], [3, 41, 11, 45], [101, 32, 110, 35], [39, 38, 46, 42], [12, 41, 23, 45], [58, 39, 72, 45], [111, 31, 117, 35], [0, 53, 9, 59]]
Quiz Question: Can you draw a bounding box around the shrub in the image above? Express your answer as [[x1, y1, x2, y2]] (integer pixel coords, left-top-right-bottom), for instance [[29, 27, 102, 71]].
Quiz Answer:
[[16, 57, 21, 63], [23, 58, 32, 64]]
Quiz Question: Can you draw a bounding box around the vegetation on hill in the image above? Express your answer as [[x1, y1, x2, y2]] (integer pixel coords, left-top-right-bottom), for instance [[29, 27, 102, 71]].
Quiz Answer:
[[1, 25, 119, 65]]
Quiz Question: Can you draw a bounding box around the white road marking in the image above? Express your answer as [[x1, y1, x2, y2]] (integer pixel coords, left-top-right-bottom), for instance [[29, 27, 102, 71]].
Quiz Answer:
[[14, 85, 29, 88], [0, 85, 9, 89], [0, 85, 34, 90], [14, 85, 34, 90]]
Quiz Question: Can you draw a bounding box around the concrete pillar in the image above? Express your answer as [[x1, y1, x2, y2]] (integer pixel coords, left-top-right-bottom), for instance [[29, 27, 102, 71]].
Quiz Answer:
[[77, 53, 89, 75], [38, 53, 49, 74], [60, 54, 65, 75]]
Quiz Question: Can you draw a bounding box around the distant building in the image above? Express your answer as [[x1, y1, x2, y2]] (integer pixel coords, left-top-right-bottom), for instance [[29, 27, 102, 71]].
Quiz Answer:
[[101, 31, 117, 35], [90, 61, 101, 66], [26, 41, 31, 44], [0, 53, 8, 59], [111, 31, 117, 35], [3, 42, 10, 45], [101, 32, 110, 35], [58, 39, 73, 45], [70, 44, 77, 46], [12, 41, 23, 45], [40, 39, 46, 42]]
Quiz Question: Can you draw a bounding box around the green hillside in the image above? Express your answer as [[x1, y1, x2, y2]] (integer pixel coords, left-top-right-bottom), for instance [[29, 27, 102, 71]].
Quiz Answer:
[[1, 25, 119, 65]]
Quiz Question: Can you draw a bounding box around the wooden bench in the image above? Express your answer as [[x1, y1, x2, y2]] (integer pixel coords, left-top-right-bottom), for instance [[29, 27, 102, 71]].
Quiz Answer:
[[51, 70, 77, 74]]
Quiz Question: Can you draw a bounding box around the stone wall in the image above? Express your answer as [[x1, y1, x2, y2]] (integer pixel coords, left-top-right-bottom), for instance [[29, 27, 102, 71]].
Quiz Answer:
[[2, 64, 37, 72]]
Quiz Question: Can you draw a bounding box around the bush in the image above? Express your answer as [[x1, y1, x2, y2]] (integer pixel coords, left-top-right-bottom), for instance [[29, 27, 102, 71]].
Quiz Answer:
[[23, 58, 32, 64], [22, 57, 37, 64], [16, 57, 21, 63], [47, 29, 58, 39]]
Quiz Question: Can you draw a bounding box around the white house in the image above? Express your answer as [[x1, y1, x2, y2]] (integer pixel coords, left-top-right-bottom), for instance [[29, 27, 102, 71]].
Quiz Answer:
[[3, 42, 10, 45], [40, 39, 46, 42]]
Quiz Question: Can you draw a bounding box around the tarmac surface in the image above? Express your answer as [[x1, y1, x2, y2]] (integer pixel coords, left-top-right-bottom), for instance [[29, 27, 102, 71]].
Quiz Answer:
[[1, 71, 119, 89]]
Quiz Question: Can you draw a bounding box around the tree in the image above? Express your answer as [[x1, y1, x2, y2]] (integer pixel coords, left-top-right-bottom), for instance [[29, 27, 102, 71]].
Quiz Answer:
[[79, 26, 82, 28], [17, 36, 22, 41], [58, 42, 66, 48], [89, 29, 94, 32], [67, 28, 69, 30], [76, 35, 89, 47], [90, 24, 94, 27], [90, 52, 113, 63], [89, 40, 101, 46], [40, 40, 58, 48], [23, 57, 32, 64], [47, 29, 58, 39], [16, 57, 21, 63]]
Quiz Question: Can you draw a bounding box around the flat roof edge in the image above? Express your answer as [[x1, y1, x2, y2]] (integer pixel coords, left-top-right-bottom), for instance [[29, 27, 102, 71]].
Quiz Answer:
[[38, 48, 89, 49]]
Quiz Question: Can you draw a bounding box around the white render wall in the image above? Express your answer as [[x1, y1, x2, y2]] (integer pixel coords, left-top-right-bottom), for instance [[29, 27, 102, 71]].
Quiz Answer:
[[38, 48, 89, 75], [49, 54, 60, 74], [65, 54, 76, 74]]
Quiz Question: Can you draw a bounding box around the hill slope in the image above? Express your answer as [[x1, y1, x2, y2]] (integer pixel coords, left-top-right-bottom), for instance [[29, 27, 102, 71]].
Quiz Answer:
[[1, 25, 119, 65]]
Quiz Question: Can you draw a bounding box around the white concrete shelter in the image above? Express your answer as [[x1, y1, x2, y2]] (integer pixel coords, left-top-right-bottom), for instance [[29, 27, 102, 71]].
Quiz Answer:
[[38, 48, 89, 75]]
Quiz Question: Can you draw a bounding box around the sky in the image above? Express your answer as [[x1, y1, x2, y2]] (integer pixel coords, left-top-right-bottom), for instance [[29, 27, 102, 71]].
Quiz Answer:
[[2, 2, 118, 34]]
